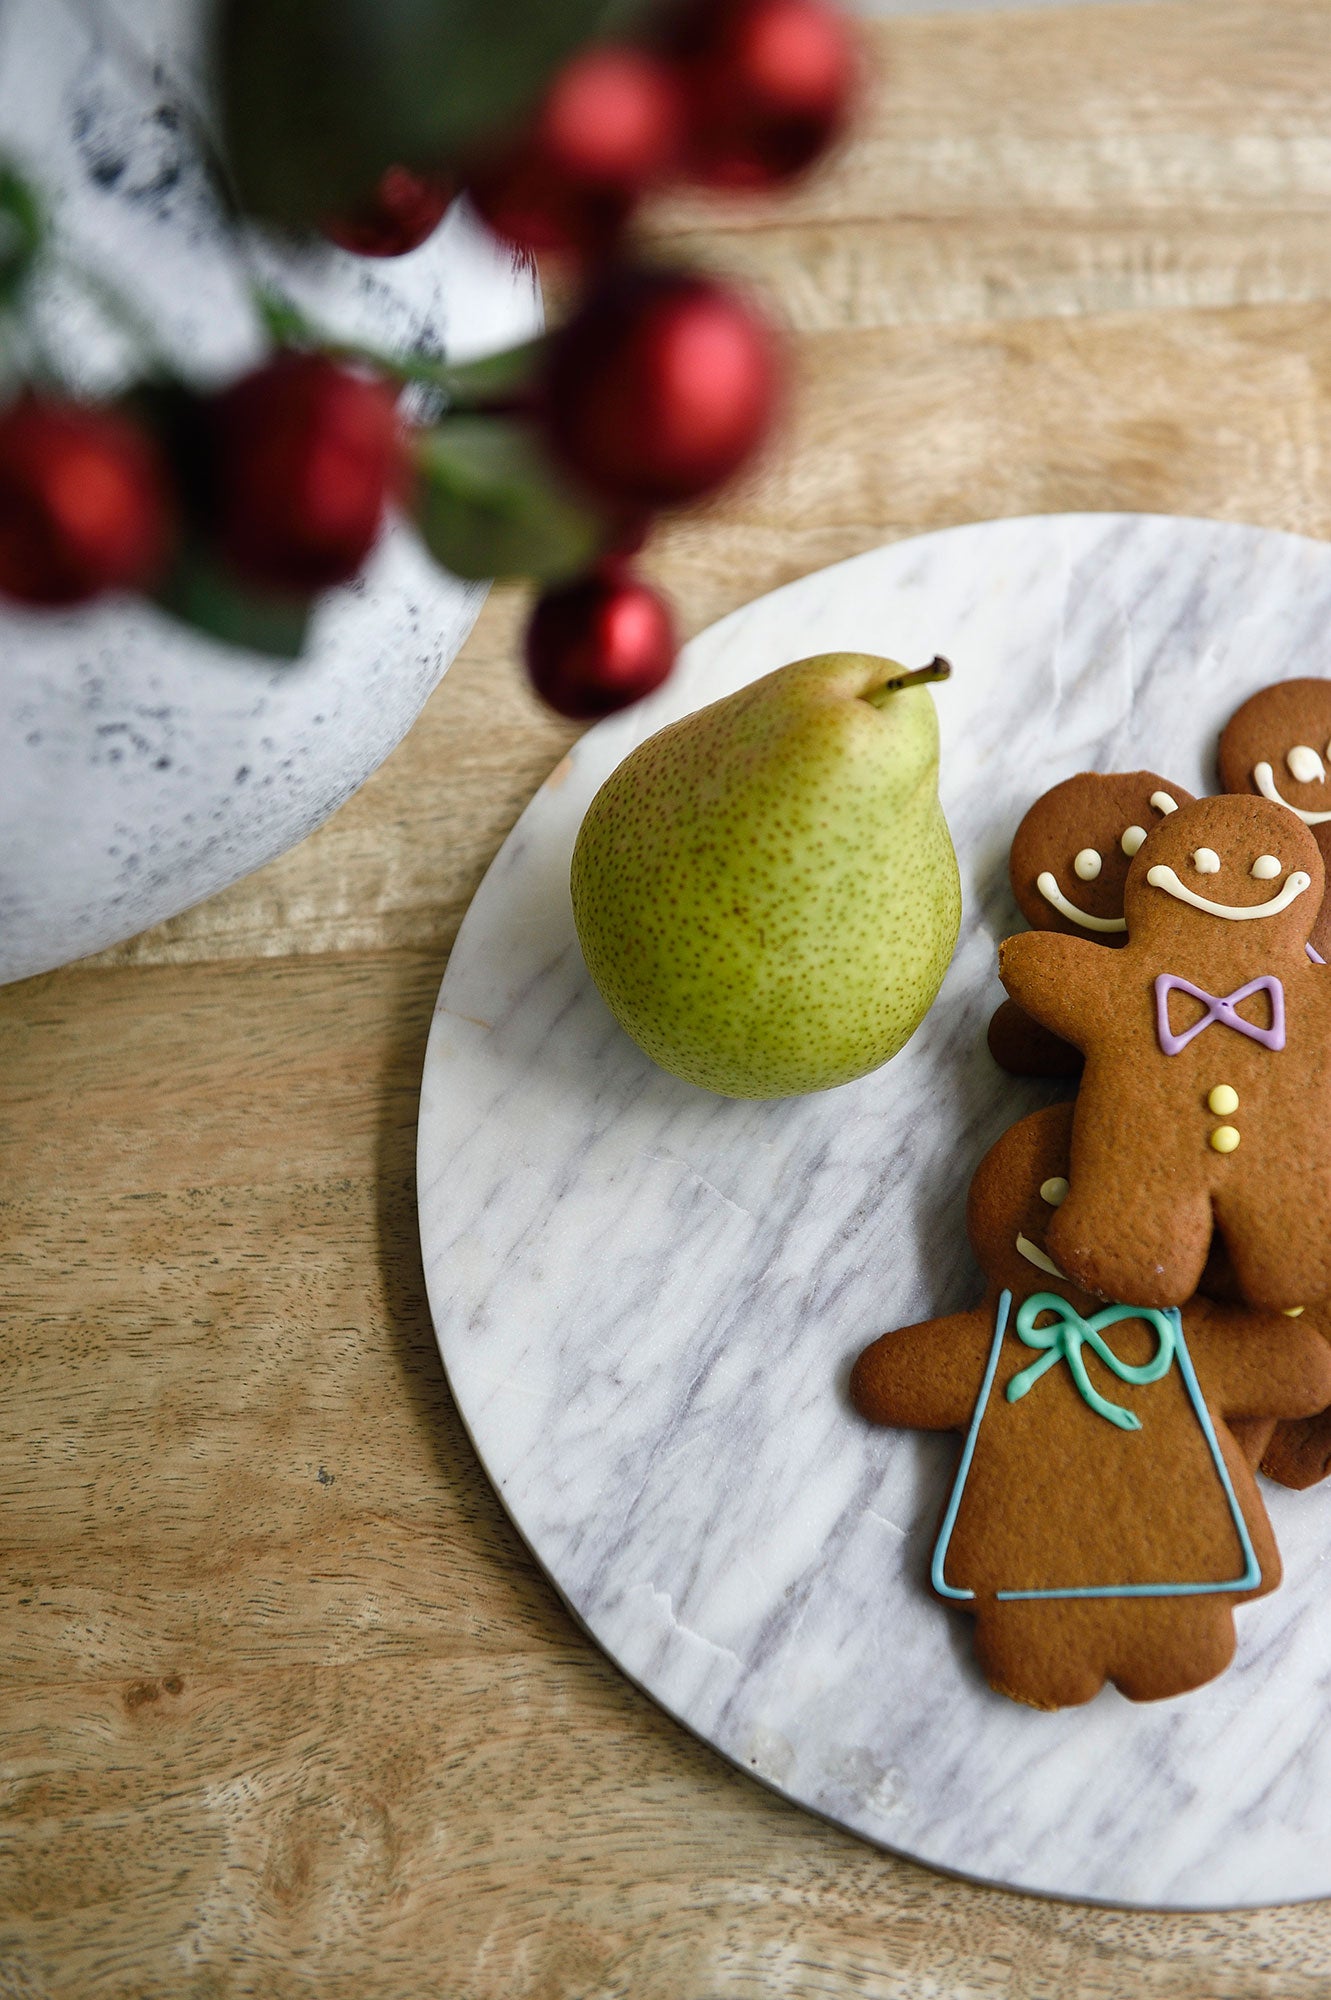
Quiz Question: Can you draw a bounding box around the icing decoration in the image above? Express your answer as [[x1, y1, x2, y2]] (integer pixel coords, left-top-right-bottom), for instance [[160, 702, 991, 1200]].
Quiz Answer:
[[1287, 745, 1326, 785], [1121, 825, 1147, 857], [1193, 848, 1221, 874], [1207, 1083, 1239, 1115], [932, 1292, 1261, 1603], [1006, 1291, 1176, 1432], [1039, 1175, 1070, 1206], [1035, 871, 1127, 932], [1251, 855, 1282, 880], [1285, 1306, 1306, 1317], [1146, 863, 1311, 920], [1210, 1125, 1241, 1154], [1150, 791, 1178, 816], [1155, 973, 1285, 1056], [1310, 943, 1326, 965], [1254, 760, 1331, 825], [1074, 848, 1102, 881], [1015, 1231, 1063, 1277]]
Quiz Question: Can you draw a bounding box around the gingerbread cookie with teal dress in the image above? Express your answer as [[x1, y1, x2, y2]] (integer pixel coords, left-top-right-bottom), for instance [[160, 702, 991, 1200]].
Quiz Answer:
[[850, 1104, 1331, 1710], [989, 772, 1194, 1078], [998, 793, 1331, 1310]]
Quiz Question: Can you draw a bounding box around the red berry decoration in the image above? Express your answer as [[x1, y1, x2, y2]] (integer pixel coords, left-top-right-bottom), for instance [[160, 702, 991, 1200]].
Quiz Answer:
[[469, 44, 682, 257], [542, 266, 780, 508], [324, 165, 455, 257], [526, 564, 676, 719], [0, 395, 175, 607], [671, 0, 856, 188], [206, 354, 403, 593]]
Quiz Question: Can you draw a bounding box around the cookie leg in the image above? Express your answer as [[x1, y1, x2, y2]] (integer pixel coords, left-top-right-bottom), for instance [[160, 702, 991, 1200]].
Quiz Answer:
[[1106, 1599, 1237, 1703], [1261, 1410, 1331, 1490], [1215, 1185, 1331, 1311], [1048, 1176, 1213, 1308], [971, 1603, 1108, 1711]]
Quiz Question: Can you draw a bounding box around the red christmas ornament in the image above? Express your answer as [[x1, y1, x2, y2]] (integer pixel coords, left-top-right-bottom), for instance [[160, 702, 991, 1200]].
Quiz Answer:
[[469, 44, 682, 257], [671, 0, 856, 188], [541, 265, 780, 507], [0, 396, 175, 607], [324, 165, 455, 257], [206, 354, 404, 593], [526, 564, 676, 719]]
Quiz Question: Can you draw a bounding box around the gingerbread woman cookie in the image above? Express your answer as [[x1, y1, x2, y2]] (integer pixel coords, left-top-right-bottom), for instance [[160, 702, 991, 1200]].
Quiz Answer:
[[849, 1105, 1331, 1710], [999, 793, 1331, 1310], [989, 773, 1194, 1077], [1218, 677, 1331, 961]]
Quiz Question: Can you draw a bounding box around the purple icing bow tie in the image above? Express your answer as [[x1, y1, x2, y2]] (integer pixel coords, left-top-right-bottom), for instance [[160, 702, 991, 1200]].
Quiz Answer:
[[1154, 974, 1285, 1056]]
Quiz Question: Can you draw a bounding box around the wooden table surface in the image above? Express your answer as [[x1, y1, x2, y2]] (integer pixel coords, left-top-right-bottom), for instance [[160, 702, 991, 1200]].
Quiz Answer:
[[7, 4, 1331, 1993]]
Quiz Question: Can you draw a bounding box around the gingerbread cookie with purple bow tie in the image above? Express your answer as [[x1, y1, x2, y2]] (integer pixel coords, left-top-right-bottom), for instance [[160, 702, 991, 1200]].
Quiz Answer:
[[1218, 677, 1331, 961], [999, 793, 1331, 1310], [850, 1104, 1331, 1710], [989, 772, 1195, 1077]]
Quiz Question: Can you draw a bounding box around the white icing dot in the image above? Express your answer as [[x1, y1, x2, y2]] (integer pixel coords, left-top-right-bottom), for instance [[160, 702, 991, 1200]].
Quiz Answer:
[[1288, 744, 1326, 785], [1149, 791, 1178, 816], [1251, 854, 1282, 880], [1192, 848, 1221, 874], [1074, 848, 1102, 880], [1121, 825, 1147, 856], [1040, 1176, 1070, 1207]]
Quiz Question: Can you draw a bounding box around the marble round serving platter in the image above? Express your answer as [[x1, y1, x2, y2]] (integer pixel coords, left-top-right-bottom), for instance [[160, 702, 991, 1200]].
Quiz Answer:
[[418, 513, 1331, 1910]]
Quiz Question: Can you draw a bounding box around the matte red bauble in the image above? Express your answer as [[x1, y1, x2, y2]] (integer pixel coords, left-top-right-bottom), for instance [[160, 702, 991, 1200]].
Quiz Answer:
[[542, 266, 780, 507], [206, 354, 403, 592], [323, 165, 455, 257], [673, 0, 856, 188], [469, 44, 681, 257], [0, 396, 175, 607], [526, 565, 676, 719]]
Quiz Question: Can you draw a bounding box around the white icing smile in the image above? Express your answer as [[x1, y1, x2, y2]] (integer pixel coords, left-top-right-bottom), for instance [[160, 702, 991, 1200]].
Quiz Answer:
[[1036, 871, 1127, 933], [1254, 760, 1331, 825], [1015, 1232, 1066, 1278], [1145, 863, 1312, 920]]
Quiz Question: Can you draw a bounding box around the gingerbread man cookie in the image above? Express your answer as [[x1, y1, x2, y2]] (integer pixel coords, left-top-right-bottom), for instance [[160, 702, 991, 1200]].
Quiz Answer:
[[989, 772, 1194, 1077], [849, 1105, 1331, 1710], [1218, 677, 1331, 961], [999, 793, 1331, 1310]]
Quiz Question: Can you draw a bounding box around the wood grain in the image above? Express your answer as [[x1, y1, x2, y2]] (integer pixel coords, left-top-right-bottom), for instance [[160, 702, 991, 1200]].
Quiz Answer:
[[6, 5, 1331, 1993]]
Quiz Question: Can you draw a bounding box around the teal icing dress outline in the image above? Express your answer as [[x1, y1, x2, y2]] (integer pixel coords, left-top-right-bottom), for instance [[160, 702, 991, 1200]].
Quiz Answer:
[[931, 1289, 1261, 1603]]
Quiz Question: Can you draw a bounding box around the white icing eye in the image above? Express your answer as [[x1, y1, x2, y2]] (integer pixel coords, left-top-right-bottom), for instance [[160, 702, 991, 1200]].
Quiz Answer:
[[1289, 745, 1327, 785], [1149, 791, 1178, 816], [1073, 848, 1102, 880], [1251, 854, 1282, 879], [1121, 825, 1147, 857], [1040, 1176, 1070, 1207], [1192, 848, 1221, 874]]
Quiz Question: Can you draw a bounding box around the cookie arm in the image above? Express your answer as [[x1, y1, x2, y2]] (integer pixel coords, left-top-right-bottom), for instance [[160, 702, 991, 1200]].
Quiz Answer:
[[1188, 1302, 1331, 1421], [850, 1307, 993, 1433], [997, 931, 1116, 1048]]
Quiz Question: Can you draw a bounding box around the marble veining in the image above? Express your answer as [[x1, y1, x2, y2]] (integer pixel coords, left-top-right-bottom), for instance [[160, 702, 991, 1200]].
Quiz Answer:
[[418, 514, 1331, 1909], [0, 0, 540, 983]]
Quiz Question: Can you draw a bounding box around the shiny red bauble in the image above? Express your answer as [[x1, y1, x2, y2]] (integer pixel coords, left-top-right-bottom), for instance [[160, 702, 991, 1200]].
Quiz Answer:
[[671, 0, 856, 188], [542, 266, 779, 507], [526, 564, 676, 719], [469, 44, 681, 257], [206, 354, 403, 592], [0, 396, 175, 607], [324, 165, 455, 257]]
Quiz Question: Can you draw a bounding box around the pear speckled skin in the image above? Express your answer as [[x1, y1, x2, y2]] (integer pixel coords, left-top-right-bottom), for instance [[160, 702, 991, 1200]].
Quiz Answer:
[[570, 653, 962, 1098]]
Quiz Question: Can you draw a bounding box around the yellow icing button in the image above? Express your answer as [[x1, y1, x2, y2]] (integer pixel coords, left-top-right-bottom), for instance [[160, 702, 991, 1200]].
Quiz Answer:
[[1207, 1084, 1239, 1116], [1210, 1125, 1241, 1154], [1284, 1306, 1306, 1317]]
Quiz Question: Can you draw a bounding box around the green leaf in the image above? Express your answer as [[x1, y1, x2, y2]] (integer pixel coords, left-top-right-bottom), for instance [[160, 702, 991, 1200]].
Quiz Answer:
[[154, 543, 313, 659], [413, 416, 610, 584], [0, 162, 42, 308], [219, 0, 633, 227]]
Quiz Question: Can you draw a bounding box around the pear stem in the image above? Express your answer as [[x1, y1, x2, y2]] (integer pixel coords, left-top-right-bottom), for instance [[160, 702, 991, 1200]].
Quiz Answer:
[[863, 656, 952, 707]]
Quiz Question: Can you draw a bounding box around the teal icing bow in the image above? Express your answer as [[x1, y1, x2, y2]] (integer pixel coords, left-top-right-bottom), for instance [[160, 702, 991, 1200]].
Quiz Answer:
[[1006, 1291, 1178, 1432]]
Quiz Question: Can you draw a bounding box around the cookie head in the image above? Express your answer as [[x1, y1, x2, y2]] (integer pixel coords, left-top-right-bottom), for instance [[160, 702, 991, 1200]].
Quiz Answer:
[[1123, 793, 1323, 953], [965, 1102, 1079, 1295], [1218, 678, 1331, 829], [1009, 773, 1193, 942]]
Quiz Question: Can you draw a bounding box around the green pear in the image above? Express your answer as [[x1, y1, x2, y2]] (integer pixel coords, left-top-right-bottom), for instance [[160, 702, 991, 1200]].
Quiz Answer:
[[570, 652, 962, 1098]]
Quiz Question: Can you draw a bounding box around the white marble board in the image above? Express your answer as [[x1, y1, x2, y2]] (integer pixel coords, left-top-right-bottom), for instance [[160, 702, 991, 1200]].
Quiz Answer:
[[417, 514, 1331, 1910]]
